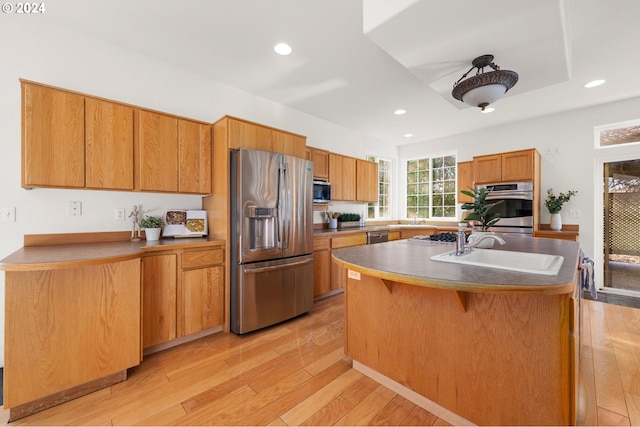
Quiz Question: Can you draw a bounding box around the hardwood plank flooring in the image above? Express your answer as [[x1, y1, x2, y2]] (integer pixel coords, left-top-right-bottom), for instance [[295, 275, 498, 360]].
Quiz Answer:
[[0, 293, 638, 426]]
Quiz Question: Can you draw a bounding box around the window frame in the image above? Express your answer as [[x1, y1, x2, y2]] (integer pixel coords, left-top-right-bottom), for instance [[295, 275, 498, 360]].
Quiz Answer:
[[401, 152, 458, 221], [366, 155, 392, 220]]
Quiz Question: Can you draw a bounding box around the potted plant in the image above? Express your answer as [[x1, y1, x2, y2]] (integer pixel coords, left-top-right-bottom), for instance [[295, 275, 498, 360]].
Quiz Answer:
[[545, 188, 577, 231], [139, 215, 164, 241], [460, 187, 503, 247], [337, 212, 361, 229]]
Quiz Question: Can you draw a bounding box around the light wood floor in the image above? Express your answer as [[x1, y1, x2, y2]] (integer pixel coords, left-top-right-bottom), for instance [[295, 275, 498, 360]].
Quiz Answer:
[[1, 293, 639, 426]]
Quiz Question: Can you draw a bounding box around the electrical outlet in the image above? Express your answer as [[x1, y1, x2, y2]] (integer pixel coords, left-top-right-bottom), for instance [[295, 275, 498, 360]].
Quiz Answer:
[[0, 207, 16, 222], [68, 201, 82, 216], [115, 208, 126, 221], [569, 209, 582, 218]]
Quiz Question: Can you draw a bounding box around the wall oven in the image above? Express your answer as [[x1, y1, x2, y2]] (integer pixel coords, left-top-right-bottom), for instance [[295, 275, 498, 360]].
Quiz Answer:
[[480, 182, 534, 235]]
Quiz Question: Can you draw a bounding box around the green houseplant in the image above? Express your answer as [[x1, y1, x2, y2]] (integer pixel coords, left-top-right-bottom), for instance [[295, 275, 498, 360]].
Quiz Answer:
[[139, 215, 164, 240], [337, 212, 361, 229], [545, 189, 578, 214], [545, 188, 577, 231], [460, 187, 503, 232]]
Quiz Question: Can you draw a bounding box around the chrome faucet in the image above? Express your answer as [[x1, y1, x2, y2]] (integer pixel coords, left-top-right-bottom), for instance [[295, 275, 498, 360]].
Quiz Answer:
[[455, 230, 505, 256]]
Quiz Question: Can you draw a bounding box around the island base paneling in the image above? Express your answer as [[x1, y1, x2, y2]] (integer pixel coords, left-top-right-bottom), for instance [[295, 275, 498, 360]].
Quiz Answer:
[[345, 273, 575, 426]]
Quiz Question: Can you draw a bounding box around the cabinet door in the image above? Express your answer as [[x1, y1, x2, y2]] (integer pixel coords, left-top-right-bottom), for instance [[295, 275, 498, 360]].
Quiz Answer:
[[502, 150, 534, 182], [272, 130, 306, 158], [457, 161, 474, 203], [136, 110, 179, 192], [329, 154, 344, 200], [356, 159, 378, 202], [330, 154, 357, 201], [227, 118, 272, 151], [85, 98, 134, 190], [313, 249, 331, 296], [473, 154, 501, 184], [181, 265, 224, 336], [142, 254, 177, 348], [22, 82, 85, 188], [178, 119, 211, 194], [308, 147, 329, 180]]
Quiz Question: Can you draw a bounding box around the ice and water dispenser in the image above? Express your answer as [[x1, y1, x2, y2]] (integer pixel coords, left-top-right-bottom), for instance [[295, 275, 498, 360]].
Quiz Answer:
[[245, 206, 277, 249]]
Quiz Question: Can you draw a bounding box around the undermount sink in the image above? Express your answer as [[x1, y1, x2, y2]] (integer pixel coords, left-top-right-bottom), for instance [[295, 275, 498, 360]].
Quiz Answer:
[[430, 249, 564, 276]]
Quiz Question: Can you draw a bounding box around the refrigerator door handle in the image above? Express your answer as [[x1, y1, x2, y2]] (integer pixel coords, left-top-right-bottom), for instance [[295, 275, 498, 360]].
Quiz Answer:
[[242, 257, 313, 274], [281, 161, 290, 249]]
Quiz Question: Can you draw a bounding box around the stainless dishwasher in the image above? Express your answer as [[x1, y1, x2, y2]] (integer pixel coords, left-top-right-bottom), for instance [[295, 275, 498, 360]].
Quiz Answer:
[[366, 230, 389, 244]]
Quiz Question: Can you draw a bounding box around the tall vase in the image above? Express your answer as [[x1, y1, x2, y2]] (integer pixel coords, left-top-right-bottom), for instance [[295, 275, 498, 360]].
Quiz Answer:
[[550, 213, 562, 231]]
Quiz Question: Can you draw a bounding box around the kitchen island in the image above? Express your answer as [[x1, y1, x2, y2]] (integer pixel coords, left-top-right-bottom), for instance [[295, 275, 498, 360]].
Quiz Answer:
[[332, 236, 581, 426]]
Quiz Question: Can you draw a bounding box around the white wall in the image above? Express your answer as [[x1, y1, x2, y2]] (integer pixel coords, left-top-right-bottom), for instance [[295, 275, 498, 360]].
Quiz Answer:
[[399, 96, 640, 263], [0, 18, 393, 367]]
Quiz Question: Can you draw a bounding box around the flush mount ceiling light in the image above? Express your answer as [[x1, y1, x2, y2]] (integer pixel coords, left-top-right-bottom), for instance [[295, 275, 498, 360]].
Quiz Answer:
[[452, 54, 518, 111], [274, 42, 292, 55]]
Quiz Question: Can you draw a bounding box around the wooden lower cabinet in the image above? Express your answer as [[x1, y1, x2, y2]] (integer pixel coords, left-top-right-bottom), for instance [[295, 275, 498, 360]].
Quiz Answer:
[[4, 259, 141, 410], [400, 228, 434, 239], [142, 245, 224, 350], [313, 236, 331, 296], [314, 232, 367, 298], [142, 253, 178, 348]]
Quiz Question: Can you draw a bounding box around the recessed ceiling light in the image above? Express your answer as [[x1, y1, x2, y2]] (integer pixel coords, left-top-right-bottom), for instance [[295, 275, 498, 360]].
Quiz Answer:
[[274, 43, 292, 56], [584, 79, 605, 88], [481, 107, 495, 114], [394, 109, 406, 115], [404, 133, 413, 138]]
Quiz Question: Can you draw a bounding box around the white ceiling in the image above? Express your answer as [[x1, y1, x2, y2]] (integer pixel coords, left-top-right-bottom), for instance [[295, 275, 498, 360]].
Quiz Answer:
[[47, 0, 640, 145]]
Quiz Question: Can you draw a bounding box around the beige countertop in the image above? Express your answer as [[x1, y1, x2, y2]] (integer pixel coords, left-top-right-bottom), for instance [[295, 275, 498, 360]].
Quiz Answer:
[[332, 235, 581, 295], [0, 237, 224, 272]]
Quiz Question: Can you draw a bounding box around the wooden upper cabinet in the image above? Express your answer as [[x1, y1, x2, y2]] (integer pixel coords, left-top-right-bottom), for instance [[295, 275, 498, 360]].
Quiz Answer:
[[329, 153, 356, 201], [22, 81, 85, 188], [136, 110, 179, 192], [473, 154, 501, 184], [502, 149, 536, 181], [272, 130, 306, 158], [457, 161, 474, 203], [220, 116, 307, 158], [227, 118, 272, 151], [85, 98, 134, 190], [178, 120, 211, 194], [307, 147, 330, 180], [473, 149, 538, 184], [356, 159, 378, 202]]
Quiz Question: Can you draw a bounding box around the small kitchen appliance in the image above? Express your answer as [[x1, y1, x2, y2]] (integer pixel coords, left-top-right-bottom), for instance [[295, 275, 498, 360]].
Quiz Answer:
[[161, 209, 208, 237]]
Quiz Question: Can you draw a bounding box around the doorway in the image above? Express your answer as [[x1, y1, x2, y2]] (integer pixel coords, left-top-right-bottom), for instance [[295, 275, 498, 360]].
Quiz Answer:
[[603, 159, 640, 295]]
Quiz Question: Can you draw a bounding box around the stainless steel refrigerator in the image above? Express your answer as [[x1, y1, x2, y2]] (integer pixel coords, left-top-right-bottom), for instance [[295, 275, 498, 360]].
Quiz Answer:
[[230, 148, 314, 334]]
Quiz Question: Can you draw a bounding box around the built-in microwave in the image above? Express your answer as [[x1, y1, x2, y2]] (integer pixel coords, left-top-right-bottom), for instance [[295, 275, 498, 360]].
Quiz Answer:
[[313, 180, 332, 203]]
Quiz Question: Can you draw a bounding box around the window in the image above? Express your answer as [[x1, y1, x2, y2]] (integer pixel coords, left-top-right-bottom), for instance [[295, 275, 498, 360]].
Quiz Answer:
[[405, 154, 457, 220], [596, 119, 640, 148], [367, 156, 391, 219]]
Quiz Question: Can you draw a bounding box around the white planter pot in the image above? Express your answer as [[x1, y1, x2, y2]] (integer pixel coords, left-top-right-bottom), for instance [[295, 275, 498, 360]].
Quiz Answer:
[[468, 231, 496, 248], [550, 213, 562, 231], [144, 228, 162, 241]]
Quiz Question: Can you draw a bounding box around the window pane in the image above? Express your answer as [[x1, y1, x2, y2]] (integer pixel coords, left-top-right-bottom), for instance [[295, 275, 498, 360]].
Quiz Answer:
[[433, 157, 443, 168], [444, 206, 456, 217], [405, 155, 456, 220], [407, 160, 418, 173], [444, 180, 455, 192], [600, 124, 640, 147], [444, 193, 455, 205]]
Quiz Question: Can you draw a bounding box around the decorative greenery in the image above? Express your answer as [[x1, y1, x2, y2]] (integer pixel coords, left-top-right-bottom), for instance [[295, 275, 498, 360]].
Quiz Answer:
[[460, 187, 504, 232], [337, 213, 361, 222], [139, 215, 164, 229], [545, 189, 578, 214]]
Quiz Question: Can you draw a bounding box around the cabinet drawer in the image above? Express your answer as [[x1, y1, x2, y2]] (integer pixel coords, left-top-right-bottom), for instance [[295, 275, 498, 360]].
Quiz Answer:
[[182, 249, 224, 269], [332, 234, 366, 249], [313, 237, 331, 251]]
